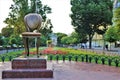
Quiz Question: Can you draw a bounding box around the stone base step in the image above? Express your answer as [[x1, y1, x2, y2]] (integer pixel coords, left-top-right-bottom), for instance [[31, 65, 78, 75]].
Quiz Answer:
[[12, 58, 46, 69], [2, 69, 53, 79]]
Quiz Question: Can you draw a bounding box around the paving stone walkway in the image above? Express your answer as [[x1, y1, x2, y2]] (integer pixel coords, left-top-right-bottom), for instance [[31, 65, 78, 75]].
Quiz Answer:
[[0, 61, 120, 80], [0, 46, 119, 80]]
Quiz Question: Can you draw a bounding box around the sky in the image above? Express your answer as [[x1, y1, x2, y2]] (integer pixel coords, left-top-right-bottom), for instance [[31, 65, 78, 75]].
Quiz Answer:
[[0, 0, 74, 34], [0, 0, 14, 32]]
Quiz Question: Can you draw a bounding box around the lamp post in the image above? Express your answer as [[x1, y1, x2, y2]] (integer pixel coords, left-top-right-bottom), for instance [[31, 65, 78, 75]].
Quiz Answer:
[[35, 0, 38, 47], [35, 0, 38, 13]]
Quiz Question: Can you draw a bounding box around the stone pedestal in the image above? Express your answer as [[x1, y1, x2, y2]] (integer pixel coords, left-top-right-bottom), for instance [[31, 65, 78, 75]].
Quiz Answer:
[[2, 58, 53, 79], [12, 58, 46, 69]]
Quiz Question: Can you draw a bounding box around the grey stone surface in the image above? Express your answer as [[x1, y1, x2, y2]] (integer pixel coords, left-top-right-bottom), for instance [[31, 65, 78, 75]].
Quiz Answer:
[[1, 61, 120, 80]]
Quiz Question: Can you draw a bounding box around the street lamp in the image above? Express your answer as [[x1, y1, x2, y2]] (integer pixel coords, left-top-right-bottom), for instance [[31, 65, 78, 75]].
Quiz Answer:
[[35, 0, 39, 13], [35, 0, 38, 47]]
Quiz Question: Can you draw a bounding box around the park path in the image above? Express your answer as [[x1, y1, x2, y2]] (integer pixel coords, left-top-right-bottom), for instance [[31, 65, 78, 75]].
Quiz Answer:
[[0, 61, 120, 80], [79, 47, 120, 56]]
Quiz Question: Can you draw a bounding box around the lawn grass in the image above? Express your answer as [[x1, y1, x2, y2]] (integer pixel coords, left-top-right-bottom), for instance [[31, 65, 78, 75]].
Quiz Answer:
[[0, 47, 120, 67], [0, 47, 47, 62], [46, 47, 120, 67]]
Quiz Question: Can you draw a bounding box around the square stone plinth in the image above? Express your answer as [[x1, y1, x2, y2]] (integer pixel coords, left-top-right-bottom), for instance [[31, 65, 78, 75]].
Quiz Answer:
[[12, 58, 46, 69], [2, 58, 53, 79], [2, 69, 53, 78]]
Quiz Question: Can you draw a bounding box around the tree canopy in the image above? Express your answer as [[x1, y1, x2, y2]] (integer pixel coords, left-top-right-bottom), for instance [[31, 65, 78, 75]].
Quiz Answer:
[[4, 0, 52, 36], [70, 0, 113, 48], [105, 26, 118, 43], [0, 35, 4, 46], [113, 1, 120, 40], [1, 27, 14, 37], [55, 32, 67, 46]]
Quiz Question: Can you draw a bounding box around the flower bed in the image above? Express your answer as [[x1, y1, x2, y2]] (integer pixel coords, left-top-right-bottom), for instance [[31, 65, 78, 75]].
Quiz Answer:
[[22, 47, 67, 55], [3, 47, 119, 67]]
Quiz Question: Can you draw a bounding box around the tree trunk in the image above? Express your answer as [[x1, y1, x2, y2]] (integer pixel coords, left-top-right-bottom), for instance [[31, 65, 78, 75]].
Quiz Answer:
[[110, 42, 111, 50], [115, 42, 117, 47], [88, 35, 92, 49], [102, 34, 106, 51]]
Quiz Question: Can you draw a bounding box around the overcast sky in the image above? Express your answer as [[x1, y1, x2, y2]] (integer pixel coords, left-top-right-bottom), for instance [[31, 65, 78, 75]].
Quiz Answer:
[[0, 0, 13, 32], [0, 0, 74, 34]]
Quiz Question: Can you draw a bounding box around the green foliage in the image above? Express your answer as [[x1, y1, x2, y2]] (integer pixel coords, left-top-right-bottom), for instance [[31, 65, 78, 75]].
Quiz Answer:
[[61, 36, 72, 45], [0, 47, 46, 62], [0, 47, 120, 67], [71, 32, 88, 43], [2, 38, 9, 46], [9, 38, 17, 45], [47, 40, 52, 44], [47, 47, 120, 67], [70, 0, 113, 48], [113, 7, 120, 40], [61, 32, 83, 45], [70, 32, 79, 44], [0, 36, 4, 46], [55, 32, 67, 45], [115, 26, 120, 40], [4, 0, 52, 36], [39, 19, 53, 37], [8, 34, 22, 47], [0, 50, 23, 62], [1, 27, 14, 37], [105, 27, 118, 43], [40, 35, 47, 46]]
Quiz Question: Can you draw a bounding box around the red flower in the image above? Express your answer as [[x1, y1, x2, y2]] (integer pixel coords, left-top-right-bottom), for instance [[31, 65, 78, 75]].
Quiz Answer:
[[22, 48, 67, 55]]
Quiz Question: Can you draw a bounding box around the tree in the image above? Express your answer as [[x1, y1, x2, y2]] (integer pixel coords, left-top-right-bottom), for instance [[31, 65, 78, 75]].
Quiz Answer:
[[4, 0, 52, 35], [70, 37, 77, 45], [40, 19, 53, 37], [105, 27, 118, 42], [40, 35, 47, 46], [113, 0, 120, 40], [0, 35, 4, 46], [61, 35, 78, 46], [3, 38, 10, 47], [104, 26, 118, 49], [71, 32, 88, 44], [9, 34, 22, 47], [1, 27, 14, 37], [70, 0, 113, 49], [70, 32, 78, 44], [61, 36, 71, 45], [55, 32, 67, 46], [9, 38, 17, 47]]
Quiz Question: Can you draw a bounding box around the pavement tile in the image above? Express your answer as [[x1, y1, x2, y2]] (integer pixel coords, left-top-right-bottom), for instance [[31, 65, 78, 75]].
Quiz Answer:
[[0, 61, 120, 80]]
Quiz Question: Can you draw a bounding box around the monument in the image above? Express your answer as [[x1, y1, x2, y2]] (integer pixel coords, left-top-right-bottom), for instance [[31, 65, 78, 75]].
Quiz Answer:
[[22, 13, 42, 57], [2, 13, 53, 79]]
